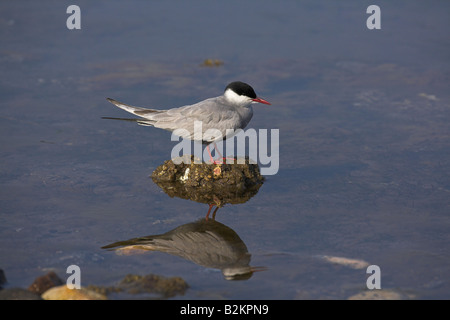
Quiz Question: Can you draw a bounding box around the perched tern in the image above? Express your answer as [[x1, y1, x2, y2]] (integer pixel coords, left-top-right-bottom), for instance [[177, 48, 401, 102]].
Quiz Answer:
[[103, 81, 270, 163]]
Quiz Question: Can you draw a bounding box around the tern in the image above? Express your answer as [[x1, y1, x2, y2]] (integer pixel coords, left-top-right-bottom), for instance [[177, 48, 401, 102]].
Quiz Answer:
[[103, 81, 271, 163]]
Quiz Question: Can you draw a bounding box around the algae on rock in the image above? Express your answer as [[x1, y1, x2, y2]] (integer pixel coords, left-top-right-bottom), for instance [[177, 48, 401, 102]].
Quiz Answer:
[[151, 156, 264, 208]]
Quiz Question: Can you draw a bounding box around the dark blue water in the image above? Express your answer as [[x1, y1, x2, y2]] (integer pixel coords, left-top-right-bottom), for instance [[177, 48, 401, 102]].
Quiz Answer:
[[1, 1, 449, 299]]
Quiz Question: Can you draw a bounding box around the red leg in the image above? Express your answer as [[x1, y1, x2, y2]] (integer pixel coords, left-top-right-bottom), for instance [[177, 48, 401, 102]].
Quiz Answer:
[[206, 145, 216, 163], [213, 142, 223, 158], [212, 206, 219, 220], [206, 204, 215, 221], [208, 143, 235, 164]]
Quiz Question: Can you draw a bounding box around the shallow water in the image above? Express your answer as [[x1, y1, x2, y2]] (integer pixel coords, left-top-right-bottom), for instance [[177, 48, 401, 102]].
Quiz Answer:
[[1, 1, 449, 299]]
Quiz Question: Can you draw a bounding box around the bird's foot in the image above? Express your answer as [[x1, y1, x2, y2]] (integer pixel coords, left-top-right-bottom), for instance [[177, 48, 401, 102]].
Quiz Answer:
[[209, 157, 236, 165]]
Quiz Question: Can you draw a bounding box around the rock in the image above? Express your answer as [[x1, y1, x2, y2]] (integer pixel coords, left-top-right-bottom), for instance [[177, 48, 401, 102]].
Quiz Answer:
[[348, 289, 409, 300], [28, 271, 64, 295], [318, 255, 370, 270], [0, 269, 6, 289], [151, 156, 264, 207], [119, 274, 188, 298], [200, 59, 224, 67], [88, 273, 189, 299], [0, 288, 42, 300], [42, 285, 107, 300]]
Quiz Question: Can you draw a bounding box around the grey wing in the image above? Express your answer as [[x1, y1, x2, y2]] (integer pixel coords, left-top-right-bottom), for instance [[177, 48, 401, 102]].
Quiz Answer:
[[106, 97, 250, 142], [151, 98, 243, 142]]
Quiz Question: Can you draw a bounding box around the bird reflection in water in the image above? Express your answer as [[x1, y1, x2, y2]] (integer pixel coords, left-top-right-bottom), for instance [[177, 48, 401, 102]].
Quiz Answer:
[[206, 203, 219, 220], [102, 218, 266, 280]]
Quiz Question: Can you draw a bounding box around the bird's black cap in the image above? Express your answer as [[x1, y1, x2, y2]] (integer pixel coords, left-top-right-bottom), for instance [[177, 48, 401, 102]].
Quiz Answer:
[[225, 81, 257, 99]]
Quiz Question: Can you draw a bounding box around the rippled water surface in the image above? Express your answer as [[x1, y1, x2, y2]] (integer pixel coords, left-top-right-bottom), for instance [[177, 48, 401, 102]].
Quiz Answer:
[[1, 1, 449, 299]]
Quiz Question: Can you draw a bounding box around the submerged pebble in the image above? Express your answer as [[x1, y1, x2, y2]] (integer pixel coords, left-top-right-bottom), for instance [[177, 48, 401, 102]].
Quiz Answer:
[[0, 288, 42, 300], [200, 59, 224, 67], [0, 269, 6, 289], [88, 273, 189, 299], [28, 271, 64, 295], [348, 289, 411, 300], [319, 255, 370, 270]]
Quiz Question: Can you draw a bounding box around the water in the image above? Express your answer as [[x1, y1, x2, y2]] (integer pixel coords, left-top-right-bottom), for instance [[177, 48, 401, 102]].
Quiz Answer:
[[1, 1, 449, 299]]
